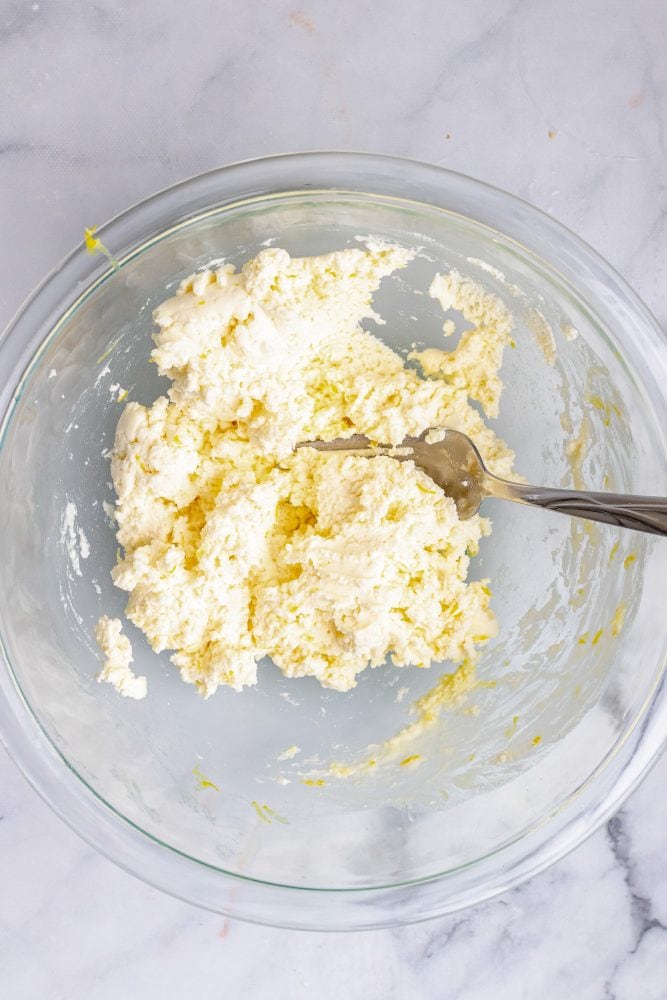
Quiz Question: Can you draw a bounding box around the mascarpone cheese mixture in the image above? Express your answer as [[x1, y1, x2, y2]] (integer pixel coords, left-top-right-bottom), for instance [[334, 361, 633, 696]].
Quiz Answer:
[[101, 244, 514, 697], [94, 615, 147, 699]]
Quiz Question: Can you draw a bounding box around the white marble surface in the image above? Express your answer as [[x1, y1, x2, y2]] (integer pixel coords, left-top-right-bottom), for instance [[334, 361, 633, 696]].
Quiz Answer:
[[1, 0, 666, 996]]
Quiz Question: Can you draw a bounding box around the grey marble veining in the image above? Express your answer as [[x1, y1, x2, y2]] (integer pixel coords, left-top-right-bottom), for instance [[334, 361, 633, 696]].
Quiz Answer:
[[1, 0, 666, 997]]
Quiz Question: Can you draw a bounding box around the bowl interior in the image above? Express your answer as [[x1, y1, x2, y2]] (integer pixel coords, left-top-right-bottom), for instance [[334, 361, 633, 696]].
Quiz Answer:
[[1, 190, 665, 890]]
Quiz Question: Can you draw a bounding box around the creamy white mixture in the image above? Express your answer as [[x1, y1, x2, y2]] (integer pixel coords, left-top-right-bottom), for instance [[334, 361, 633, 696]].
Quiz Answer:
[[99, 244, 513, 697], [63, 501, 89, 577], [94, 615, 146, 699]]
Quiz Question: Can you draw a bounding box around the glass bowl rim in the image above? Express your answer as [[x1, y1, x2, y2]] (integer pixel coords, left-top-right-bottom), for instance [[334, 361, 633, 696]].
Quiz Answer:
[[0, 151, 666, 930]]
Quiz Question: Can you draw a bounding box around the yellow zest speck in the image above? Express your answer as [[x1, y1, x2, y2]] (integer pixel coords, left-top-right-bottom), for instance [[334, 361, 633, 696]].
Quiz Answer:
[[608, 541, 619, 564], [251, 800, 270, 822], [258, 802, 289, 824], [96, 336, 124, 364], [192, 765, 220, 792], [623, 553, 636, 570], [84, 226, 101, 253], [117, 388, 129, 403], [578, 632, 589, 645], [301, 778, 326, 787], [585, 393, 619, 428], [611, 604, 626, 637], [399, 754, 423, 767], [566, 415, 591, 491], [591, 628, 604, 646], [83, 226, 119, 268], [504, 715, 520, 738], [532, 735, 542, 746]]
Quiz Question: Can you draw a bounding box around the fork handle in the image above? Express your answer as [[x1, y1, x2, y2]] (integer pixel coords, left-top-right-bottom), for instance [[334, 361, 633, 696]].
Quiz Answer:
[[486, 477, 667, 536]]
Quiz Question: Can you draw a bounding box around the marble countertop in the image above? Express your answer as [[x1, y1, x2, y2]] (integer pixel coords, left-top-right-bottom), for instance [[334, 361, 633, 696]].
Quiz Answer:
[[1, 1, 666, 997]]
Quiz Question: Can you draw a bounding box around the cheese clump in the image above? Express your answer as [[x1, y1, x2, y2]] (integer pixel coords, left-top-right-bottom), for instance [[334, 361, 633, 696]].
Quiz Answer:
[[107, 245, 513, 695], [95, 615, 147, 699]]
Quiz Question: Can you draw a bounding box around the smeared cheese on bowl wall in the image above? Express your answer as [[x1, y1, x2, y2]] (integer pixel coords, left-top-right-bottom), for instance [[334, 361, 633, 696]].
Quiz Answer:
[[102, 244, 514, 697]]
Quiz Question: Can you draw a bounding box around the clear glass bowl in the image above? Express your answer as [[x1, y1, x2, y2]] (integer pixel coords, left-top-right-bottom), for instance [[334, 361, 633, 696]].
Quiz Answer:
[[0, 153, 665, 930]]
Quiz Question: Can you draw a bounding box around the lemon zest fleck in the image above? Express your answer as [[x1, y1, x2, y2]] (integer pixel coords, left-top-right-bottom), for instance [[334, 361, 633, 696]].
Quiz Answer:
[[96, 336, 123, 364], [260, 804, 289, 824], [192, 765, 220, 792], [251, 800, 270, 822], [611, 604, 626, 637], [504, 714, 520, 738], [83, 226, 119, 268]]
